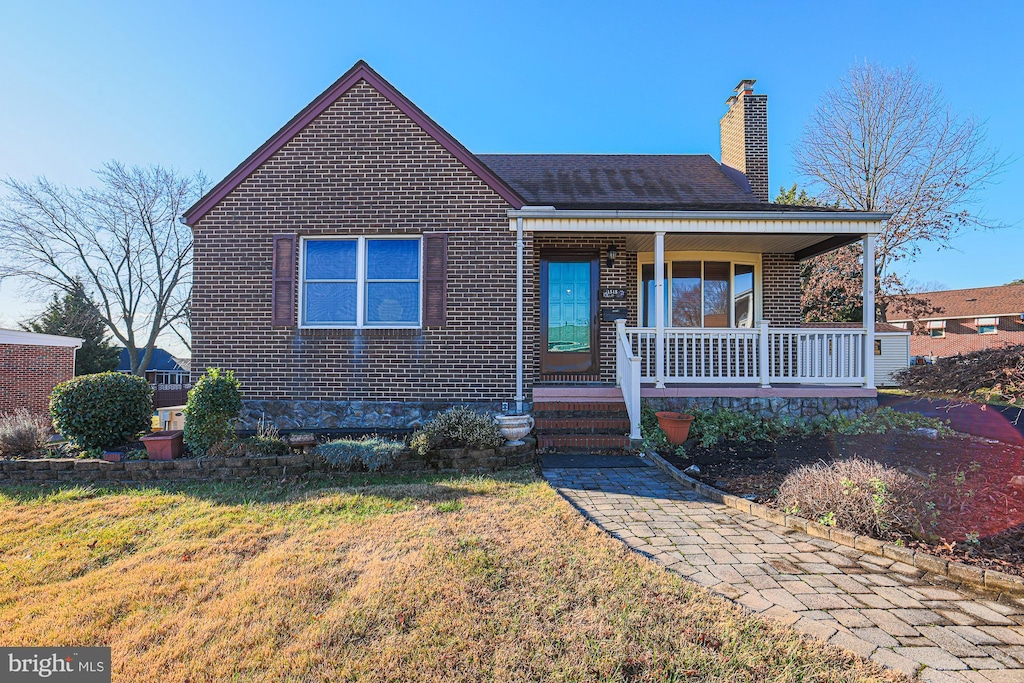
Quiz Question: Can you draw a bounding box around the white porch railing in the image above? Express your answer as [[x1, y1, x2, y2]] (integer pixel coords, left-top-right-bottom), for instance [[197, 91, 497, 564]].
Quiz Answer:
[[615, 321, 642, 440], [621, 323, 868, 386]]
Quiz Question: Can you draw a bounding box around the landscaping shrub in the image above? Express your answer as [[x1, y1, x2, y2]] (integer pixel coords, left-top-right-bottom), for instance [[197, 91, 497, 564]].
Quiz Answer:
[[409, 406, 503, 457], [50, 372, 152, 451], [183, 368, 242, 455], [0, 409, 51, 458], [826, 407, 951, 436], [246, 419, 289, 456], [776, 458, 924, 538], [689, 408, 791, 448], [315, 435, 405, 471]]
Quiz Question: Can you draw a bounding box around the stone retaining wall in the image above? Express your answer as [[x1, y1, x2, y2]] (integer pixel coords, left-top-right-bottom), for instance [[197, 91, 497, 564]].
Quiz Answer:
[[240, 399, 533, 431], [0, 440, 535, 485], [644, 396, 877, 421]]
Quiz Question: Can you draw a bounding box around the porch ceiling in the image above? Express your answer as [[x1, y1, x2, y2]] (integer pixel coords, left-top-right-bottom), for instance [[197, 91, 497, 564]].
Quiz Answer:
[[623, 232, 858, 257]]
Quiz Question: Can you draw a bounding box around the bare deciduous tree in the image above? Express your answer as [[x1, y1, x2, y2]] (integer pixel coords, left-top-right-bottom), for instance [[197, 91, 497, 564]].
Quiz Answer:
[[794, 62, 1007, 321], [0, 162, 205, 375]]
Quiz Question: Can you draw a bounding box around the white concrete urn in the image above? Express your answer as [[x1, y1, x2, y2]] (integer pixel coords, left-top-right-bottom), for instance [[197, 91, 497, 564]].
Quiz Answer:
[[494, 414, 535, 446]]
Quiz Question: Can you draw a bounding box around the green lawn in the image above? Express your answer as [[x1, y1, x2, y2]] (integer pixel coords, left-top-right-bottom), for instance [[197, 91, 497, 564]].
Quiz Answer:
[[0, 470, 901, 682]]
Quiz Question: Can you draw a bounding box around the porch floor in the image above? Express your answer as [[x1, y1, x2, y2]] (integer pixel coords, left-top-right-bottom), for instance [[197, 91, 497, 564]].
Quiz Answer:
[[533, 384, 877, 402]]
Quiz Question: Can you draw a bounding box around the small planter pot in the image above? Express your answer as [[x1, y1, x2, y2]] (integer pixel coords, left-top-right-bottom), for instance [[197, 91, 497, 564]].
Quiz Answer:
[[102, 451, 123, 462], [140, 430, 184, 461], [494, 414, 535, 446], [655, 412, 695, 446]]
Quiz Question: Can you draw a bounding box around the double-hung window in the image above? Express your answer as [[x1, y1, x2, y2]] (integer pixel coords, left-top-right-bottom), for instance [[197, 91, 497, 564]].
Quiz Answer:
[[301, 237, 421, 328]]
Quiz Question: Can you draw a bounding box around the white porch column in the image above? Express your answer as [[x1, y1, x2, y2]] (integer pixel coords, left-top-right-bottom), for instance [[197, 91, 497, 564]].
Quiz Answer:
[[655, 231, 666, 388], [515, 216, 524, 413], [863, 233, 876, 390]]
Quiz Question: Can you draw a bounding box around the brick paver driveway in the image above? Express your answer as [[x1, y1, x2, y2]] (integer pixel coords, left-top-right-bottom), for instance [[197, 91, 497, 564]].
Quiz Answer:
[[544, 460, 1024, 682]]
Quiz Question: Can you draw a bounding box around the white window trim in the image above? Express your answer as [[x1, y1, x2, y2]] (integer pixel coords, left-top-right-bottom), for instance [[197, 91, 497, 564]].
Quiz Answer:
[[636, 251, 762, 328], [298, 235, 423, 329]]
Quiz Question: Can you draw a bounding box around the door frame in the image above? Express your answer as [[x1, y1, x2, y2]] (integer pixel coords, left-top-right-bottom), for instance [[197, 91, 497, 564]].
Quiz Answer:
[[539, 251, 600, 376]]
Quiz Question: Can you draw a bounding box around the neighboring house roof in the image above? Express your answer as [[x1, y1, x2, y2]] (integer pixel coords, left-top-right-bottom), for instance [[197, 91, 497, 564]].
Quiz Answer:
[[117, 348, 187, 374], [173, 356, 192, 373], [802, 322, 908, 334], [0, 328, 83, 348], [183, 61, 526, 225], [886, 284, 1024, 322]]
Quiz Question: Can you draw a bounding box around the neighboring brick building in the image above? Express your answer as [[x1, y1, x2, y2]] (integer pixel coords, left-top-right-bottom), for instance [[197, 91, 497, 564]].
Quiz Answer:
[[0, 329, 82, 415], [182, 61, 889, 438], [887, 284, 1024, 359]]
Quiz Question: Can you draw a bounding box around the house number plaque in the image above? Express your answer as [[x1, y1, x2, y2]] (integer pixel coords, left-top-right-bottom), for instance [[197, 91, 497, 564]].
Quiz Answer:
[[600, 288, 626, 300]]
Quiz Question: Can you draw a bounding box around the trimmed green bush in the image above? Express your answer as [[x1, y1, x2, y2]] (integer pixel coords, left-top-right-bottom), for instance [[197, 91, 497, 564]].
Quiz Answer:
[[50, 372, 152, 450], [409, 406, 503, 457], [183, 368, 242, 455], [315, 435, 405, 471]]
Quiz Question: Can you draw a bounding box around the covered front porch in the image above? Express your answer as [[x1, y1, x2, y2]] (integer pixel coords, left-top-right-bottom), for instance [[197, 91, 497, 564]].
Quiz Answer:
[[510, 207, 886, 440]]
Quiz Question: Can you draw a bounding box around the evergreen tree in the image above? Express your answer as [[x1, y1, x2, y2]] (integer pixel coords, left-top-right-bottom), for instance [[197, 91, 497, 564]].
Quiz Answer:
[[23, 284, 121, 375]]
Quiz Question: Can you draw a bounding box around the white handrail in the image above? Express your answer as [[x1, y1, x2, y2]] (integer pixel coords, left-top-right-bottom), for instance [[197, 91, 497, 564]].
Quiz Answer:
[[616, 320, 642, 440]]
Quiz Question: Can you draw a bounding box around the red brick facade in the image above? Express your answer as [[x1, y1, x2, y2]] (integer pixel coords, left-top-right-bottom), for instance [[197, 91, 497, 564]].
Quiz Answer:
[[908, 317, 1024, 358], [191, 81, 523, 404], [762, 253, 802, 326], [0, 344, 75, 415]]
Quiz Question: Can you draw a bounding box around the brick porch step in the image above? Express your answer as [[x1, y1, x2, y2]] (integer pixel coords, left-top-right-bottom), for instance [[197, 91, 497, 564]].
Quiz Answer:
[[537, 434, 633, 452], [533, 397, 633, 453], [533, 401, 629, 414], [534, 417, 632, 434]]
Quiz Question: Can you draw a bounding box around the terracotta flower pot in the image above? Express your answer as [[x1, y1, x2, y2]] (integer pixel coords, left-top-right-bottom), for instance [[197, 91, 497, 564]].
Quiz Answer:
[[655, 411, 695, 446], [141, 430, 184, 460]]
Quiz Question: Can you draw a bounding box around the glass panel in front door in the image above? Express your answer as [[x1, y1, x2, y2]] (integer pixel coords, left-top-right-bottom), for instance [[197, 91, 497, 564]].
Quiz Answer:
[[547, 262, 591, 353]]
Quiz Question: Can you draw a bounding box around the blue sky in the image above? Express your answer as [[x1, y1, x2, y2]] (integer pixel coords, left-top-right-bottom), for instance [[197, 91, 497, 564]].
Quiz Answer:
[[1, 0, 1021, 347]]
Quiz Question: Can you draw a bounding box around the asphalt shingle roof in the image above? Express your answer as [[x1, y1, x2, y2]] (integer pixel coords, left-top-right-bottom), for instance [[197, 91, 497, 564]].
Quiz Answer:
[[477, 154, 765, 209], [886, 284, 1024, 321]]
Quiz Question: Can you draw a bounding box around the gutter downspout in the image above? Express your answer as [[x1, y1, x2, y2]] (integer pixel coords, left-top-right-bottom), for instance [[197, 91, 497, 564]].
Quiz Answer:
[[515, 216, 524, 414]]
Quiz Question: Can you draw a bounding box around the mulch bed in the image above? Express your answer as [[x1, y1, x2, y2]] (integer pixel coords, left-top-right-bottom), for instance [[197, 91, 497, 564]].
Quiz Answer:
[[664, 432, 1024, 578]]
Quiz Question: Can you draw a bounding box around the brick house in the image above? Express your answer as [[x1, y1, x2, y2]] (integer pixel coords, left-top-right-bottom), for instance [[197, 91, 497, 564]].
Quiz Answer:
[[0, 328, 82, 415], [887, 284, 1024, 359], [183, 61, 889, 442]]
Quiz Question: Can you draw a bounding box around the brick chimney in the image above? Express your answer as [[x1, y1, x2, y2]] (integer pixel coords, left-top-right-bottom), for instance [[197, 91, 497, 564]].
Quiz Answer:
[[720, 79, 768, 202]]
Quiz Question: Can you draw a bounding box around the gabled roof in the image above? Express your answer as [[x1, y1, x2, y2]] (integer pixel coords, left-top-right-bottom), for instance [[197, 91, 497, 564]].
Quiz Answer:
[[117, 348, 187, 374], [478, 154, 770, 210], [886, 284, 1024, 322], [183, 61, 526, 225]]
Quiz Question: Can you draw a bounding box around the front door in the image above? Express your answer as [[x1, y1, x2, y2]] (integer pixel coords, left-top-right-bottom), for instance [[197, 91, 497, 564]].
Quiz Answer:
[[540, 254, 599, 376]]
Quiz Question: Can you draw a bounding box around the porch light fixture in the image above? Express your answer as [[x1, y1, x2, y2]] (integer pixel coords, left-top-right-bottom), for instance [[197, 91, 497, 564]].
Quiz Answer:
[[606, 245, 618, 268]]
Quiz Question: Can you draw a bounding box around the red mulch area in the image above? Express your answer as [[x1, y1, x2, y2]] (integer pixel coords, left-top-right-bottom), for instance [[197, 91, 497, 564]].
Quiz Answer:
[[664, 433, 1024, 578]]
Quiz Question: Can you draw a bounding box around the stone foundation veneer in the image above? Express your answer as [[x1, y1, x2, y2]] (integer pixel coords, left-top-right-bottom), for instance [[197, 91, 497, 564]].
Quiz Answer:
[[240, 400, 534, 431], [643, 395, 878, 421]]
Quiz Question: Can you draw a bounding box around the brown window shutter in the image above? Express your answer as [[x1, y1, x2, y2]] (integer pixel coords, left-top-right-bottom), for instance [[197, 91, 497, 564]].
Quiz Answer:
[[422, 233, 448, 326], [271, 234, 297, 326]]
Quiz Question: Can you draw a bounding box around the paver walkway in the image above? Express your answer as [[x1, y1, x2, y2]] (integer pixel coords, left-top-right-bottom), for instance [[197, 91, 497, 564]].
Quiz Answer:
[[544, 461, 1024, 682]]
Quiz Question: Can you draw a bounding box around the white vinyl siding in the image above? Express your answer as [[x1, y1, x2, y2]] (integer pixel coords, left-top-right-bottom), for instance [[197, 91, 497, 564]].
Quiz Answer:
[[874, 333, 910, 387]]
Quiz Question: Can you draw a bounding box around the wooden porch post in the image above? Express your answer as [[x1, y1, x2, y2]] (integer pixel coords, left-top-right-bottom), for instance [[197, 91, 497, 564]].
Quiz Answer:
[[655, 231, 666, 388], [863, 233, 876, 390]]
